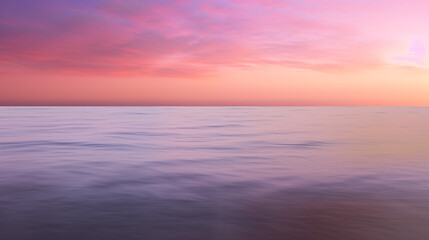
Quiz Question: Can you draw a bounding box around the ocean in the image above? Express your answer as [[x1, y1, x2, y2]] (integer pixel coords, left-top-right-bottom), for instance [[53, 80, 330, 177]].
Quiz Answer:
[[1, 107, 429, 239]]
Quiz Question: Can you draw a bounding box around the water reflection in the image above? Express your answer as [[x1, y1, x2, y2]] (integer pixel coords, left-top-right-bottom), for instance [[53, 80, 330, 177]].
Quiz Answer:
[[236, 186, 429, 240], [2, 180, 428, 240], [0, 107, 428, 239]]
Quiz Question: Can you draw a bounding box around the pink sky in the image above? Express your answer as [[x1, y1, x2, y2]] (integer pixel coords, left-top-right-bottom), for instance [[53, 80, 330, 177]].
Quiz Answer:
[[0, 0, 428, 105]]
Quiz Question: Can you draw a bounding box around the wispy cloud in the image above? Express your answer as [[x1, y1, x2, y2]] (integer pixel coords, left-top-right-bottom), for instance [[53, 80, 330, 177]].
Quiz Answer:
[[0, 0, 428, 77], [393, 39, 426, 67]]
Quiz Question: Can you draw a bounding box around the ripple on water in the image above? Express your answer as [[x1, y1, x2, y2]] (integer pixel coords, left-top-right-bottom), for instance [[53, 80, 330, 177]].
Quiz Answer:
[[0, 107, 429, 239]]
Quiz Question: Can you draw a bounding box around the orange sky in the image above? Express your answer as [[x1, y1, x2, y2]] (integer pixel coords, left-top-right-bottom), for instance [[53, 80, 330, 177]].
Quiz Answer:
[[1, 0, 428, 105]]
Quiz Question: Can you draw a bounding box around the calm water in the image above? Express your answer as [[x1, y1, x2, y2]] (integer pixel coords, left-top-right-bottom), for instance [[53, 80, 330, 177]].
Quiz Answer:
[[1, 107, 429, 240]]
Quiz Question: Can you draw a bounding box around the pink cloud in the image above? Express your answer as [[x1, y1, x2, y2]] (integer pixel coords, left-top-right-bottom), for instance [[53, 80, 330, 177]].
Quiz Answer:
[[1, 0, 427, 78], [394, 39, 426, 67]]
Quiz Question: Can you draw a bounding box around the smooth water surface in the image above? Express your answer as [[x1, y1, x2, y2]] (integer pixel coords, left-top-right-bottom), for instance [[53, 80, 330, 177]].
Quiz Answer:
[[1, 107, 429, 240]]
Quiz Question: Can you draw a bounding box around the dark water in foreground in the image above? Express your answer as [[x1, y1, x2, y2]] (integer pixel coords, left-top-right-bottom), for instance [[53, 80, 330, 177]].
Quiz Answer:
[[1, 107, 429, 240]]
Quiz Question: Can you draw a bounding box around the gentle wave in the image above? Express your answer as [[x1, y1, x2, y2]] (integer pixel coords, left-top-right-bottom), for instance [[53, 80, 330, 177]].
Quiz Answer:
[[0, 107, 429, 240]]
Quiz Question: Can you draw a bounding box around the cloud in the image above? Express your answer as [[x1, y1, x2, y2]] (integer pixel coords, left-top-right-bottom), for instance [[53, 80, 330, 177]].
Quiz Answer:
[[0, 0, 419, 77], [394, 39, 426, 67]]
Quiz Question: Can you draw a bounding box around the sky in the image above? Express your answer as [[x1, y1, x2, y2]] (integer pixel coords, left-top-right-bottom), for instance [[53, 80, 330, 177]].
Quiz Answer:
[[0, 0, 428, 105]]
